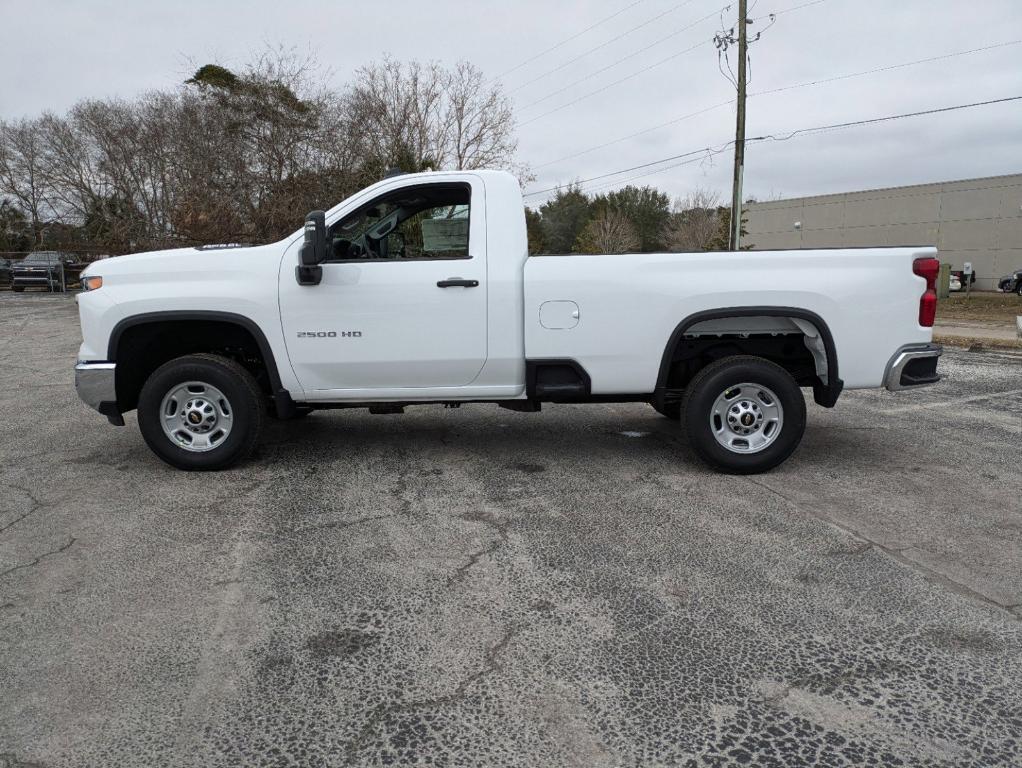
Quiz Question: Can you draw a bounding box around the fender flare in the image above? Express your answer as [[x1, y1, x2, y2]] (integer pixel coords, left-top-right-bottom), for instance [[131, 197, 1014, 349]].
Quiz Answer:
[[107, 310, 286, 394], [653, 306, 843, 408]]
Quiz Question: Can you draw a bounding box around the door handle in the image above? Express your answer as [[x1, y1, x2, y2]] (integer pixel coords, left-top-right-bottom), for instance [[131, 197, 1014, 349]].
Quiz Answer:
[[437, 278, 479, 288]]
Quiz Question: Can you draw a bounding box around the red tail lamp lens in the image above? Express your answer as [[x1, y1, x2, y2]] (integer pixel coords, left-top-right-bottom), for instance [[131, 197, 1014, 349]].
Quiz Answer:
[[913, 257, 939, 327]]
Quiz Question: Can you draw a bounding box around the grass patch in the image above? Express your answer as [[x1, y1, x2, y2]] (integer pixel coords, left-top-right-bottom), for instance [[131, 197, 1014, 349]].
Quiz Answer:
[[933, 333, 1021, 350], [937, 292, 1022, 323]]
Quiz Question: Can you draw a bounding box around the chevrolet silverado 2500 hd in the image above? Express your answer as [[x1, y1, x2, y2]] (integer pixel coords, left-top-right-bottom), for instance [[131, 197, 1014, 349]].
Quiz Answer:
[[74, 170, 942, 473]]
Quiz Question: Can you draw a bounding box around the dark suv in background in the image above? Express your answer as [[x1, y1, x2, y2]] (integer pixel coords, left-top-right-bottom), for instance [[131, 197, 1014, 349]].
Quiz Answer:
[[998, 269, 1022, 295], [10, 251, 85, 292]]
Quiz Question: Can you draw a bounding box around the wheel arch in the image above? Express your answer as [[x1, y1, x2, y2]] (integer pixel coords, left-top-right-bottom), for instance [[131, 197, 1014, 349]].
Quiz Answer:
[[108, 311, 289, 413], [654, 306, 843, 408]]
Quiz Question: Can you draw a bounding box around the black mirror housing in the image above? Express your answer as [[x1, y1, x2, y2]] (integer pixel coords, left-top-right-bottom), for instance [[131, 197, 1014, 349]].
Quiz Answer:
[[299, 211, 327, 266], [297, 210, 326, 286]]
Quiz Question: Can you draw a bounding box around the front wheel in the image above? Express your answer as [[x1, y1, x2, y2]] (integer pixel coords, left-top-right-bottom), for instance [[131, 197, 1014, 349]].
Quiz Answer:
[[682, 356, 806, 474], [137, 353, 264, 471]]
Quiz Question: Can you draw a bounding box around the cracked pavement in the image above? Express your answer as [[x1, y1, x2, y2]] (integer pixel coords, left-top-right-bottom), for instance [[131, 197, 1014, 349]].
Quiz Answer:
[[1, 292, 1021, 766]]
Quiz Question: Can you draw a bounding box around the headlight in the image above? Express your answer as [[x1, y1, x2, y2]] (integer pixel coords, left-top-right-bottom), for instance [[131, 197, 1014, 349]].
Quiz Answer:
[[81, 275, 103, 291]]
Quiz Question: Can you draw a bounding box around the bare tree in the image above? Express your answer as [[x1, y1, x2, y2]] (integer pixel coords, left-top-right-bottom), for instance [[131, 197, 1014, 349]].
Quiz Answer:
[[343, 57, 528, 181], [0, 118, 50, 244], [0, 50, 531, 253], [662, 188, 721, 252], [576, 209, 639, 254], [445, 61, 518, 170]]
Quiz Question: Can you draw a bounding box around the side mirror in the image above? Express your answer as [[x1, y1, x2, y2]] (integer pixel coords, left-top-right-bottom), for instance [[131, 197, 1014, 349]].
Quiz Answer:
[[296, 210, 326, 285]]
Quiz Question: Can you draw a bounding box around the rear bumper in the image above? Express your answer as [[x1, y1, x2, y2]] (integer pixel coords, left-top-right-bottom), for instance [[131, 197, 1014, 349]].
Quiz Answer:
[[75, 361, 124, 425], [884, 344, 942, 391]]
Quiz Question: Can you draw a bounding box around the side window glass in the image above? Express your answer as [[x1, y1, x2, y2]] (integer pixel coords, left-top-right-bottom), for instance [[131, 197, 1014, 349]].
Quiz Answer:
[[327, 185, 470, 261]]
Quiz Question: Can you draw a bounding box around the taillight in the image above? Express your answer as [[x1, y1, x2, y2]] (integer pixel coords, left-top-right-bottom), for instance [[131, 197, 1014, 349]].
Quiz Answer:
[[913, 257, 939, 327]]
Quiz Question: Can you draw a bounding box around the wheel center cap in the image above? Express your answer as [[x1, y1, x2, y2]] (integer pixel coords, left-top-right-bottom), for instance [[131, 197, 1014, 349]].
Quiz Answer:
[[188, 411, 202, 424], [741, 412, 755, 426]]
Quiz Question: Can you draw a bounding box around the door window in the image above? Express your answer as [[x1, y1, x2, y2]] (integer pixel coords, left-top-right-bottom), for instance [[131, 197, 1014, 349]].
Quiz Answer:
[[327, 183, 471, 262]]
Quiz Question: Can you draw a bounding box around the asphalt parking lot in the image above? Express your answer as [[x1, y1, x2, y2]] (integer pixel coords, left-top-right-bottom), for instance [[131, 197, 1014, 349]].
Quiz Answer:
[[2, 292, 1021, 767]]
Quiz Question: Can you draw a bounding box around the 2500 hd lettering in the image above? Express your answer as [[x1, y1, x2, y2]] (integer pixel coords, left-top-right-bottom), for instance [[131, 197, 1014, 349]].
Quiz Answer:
[[74, 170, 941, 473]]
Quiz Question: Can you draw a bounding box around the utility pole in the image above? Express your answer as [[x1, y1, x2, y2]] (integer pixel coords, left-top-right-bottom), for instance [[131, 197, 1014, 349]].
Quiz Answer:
[[729, 0, 748, 251]]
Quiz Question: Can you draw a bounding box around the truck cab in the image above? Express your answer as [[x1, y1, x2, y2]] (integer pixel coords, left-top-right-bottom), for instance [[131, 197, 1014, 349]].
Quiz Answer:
[[279, 172, 528, 400]]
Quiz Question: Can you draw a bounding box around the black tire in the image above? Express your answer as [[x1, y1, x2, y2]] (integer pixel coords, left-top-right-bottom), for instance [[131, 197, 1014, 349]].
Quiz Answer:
[[1016, 282, 1022, 297], [682, 355, 806, 475], [651, 401, 681, 420], [137, 353, 264, 471]]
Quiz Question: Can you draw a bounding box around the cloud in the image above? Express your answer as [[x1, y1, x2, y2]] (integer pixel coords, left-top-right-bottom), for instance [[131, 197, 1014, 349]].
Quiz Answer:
[[2, 0, 1019, 203]]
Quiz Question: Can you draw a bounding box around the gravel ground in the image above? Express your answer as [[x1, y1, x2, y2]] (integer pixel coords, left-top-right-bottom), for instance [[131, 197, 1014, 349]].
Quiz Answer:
[[1, 293, 1021, 767]]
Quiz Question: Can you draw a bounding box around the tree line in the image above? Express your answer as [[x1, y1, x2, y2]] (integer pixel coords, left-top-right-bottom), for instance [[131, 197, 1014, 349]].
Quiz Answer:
[[0, 52, 523, 255], [526, 186, 746, 255], [0, 49, 745, 258]]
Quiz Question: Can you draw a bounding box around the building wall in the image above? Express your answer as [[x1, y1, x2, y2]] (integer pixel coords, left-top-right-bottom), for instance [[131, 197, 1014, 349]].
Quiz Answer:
[[744, 173, 1022, 290]]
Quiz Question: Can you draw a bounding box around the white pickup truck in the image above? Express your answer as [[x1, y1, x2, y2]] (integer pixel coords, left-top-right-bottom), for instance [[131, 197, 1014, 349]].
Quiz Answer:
[[74, 170, 941, 474]]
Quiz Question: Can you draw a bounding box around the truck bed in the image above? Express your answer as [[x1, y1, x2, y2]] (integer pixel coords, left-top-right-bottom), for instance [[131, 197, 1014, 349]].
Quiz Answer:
[[524, 247, 935, 393]]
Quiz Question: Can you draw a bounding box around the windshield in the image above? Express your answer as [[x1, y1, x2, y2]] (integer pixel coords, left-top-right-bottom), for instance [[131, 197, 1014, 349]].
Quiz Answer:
[[23, 253, 60, 264]]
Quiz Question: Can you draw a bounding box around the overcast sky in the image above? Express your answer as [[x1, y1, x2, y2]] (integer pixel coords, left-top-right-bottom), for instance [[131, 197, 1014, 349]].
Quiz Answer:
[[2, 0, 1020, 207]]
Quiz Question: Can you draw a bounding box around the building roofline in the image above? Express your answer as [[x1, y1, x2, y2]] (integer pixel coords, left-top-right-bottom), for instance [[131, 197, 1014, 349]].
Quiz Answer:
[[747, 171, 1022, 207]]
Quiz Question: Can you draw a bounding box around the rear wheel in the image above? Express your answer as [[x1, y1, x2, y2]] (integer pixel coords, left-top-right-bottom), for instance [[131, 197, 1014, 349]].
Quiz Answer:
[[137, 353, 264, 471], [682, 355, 806, 474]]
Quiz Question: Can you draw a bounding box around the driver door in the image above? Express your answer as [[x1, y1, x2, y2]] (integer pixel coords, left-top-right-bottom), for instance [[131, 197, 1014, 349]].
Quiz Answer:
[[278, 176, 488, 397]]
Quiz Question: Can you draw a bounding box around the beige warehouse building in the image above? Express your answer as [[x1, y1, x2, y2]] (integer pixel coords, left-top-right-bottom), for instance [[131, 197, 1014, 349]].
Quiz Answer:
[[744, 173, 1022, 291]]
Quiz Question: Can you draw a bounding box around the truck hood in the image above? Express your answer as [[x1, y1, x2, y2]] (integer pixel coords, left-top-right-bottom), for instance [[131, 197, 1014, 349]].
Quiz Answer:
[[84, 243, 284, 279]]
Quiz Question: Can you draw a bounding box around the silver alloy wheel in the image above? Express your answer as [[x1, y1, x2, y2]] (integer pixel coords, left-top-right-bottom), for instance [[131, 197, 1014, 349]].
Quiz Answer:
[[159, 381, 234, 452], [709, 382, 784, 454]]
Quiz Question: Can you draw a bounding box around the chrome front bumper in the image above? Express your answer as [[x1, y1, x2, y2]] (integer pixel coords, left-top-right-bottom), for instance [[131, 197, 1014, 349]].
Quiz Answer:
[[884, 344, 942, 391], [13, 275, 54, 284], [75, 362, 123, 424]]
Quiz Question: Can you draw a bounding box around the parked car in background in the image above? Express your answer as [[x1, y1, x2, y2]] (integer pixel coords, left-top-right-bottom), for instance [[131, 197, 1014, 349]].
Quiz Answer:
[[948, 273, 961, 292], [998, 269, 1022, 295], [949, 270, 975, 292], [10, 251, 84, 292]]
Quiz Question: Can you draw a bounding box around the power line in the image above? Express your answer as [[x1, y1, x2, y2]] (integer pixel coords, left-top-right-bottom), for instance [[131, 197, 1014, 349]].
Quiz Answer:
[[494, 0, 647, 82], [515, 0, 847, 127], [530, 38, 1022, 170], [751, 38, 1022, 97], [537, 95, 1022, 199], [571, 151, 723, 197], [534, 100, 735, 169], [523, 95, 1022, 201], [756, 95, 1022, 142], [518, 39, 713, 127], [507, 0, 705, 95], [752, 0, 829, 21], [526, 142, 737, 198], [518, 6, 725, 111]]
